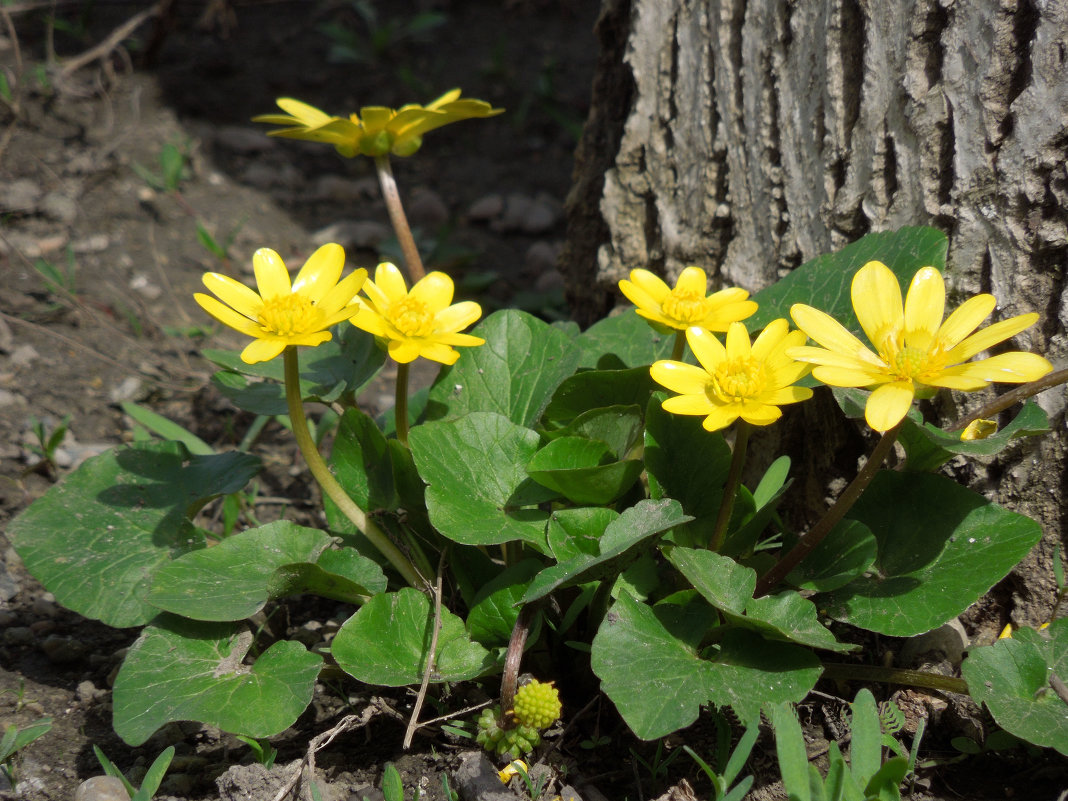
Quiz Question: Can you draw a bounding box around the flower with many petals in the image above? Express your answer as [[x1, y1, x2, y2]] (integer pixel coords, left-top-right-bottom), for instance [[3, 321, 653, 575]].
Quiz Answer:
[[619, 267, 757, 333], [788, 260, 1053, 432], [650, 321, 813, 432], [253, 90, 503, 158], [195, 244, 366, 365], [349, 262, 484, 364]]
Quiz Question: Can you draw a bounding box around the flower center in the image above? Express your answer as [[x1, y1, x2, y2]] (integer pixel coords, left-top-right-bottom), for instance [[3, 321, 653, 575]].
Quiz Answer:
[[709, 357, 768, 403], [879, 338, 946, 382], [258, 294, 323, 336], [662, 289, 710, 324], [389, 298, 435, 337]]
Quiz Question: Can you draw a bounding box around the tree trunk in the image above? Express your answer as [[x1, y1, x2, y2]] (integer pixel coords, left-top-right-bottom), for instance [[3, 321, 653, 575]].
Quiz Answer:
[[562, 0, 1067, 627]]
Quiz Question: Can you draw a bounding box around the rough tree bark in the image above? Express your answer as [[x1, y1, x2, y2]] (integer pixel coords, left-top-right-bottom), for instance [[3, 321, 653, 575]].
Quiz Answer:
[[562, 0, 1067, 628]]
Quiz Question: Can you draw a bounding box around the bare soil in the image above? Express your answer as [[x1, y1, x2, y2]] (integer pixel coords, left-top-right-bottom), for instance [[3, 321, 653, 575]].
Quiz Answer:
[[1, 2, 1065, 800]]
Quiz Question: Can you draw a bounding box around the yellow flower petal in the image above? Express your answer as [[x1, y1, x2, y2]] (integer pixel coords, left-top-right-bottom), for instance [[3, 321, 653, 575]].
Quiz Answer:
[[434, 331, 486, 347], [195, 293, 262, 337], [934, 294, 996, 349], [686, 326, 726, 374], [253, 248, 292, 298], [435, 301, 482, 333], [292, 243, 345, 303], [950, 351, 1052, 383], [651, 361, 711, 395], [761, 385, 814, 406], [865, 381, 915, 431], [319, 268, 368, 317], [415, 341, 461, 365], [852, 261, 904, 349], [724, 321, 752, 361], [662, 394, 715, 416], [387, 339, 422, 363], [202, 273, 263, 320], [811, 366, 888, 387], [704, 300, 759, 330], [740, 402, 782, 426], [751, 318, 790, 360], [945, 313, 1039, 363], [241, 337, 288, 364], [411, 271, 455, 312], [791, 304, 872, 358], [375, 262, 409, 303], [273, 98, 334, 126], [903, 266, 945, 351], [675, 266, 708, 296], [627, 269, 671, 303], [702, 406, 741, 432], [618, 280, 660, 312]]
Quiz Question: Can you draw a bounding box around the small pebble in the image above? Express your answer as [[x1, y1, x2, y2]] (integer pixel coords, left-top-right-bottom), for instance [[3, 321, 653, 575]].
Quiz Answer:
[[40, 633, 87, 663], [74, 775, 130, 801], [310, 220, 391, 249], [40, 191, 78, 223], [76, 679, 101, 704], [9, 344, 40, 368], [110, 376, 145, 404], [215, 125, 274, 154], [72, 233, 110, 253], [407, 187, 449, 229], [31, 596, 57, 617], [468, 193, 504, 221], [4, 626, 33, 645], [0, 610, 18, 626], [2, 178, 42, 213], [312, 175, 377, 203]]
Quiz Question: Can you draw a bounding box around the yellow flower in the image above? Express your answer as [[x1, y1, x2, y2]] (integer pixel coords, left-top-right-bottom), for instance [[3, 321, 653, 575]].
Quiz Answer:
[[650, 321, 813, 432], [349, 262, 484, 365], [788, 260, 1053, 432], [619, 266, 757, 333], [960, 418, 998, 441], [253, 90, 503, 158], [194, 243, 366, 364]]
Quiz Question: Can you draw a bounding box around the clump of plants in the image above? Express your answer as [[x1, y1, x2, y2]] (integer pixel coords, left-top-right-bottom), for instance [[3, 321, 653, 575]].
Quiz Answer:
[[9, 83, 1068, 800]]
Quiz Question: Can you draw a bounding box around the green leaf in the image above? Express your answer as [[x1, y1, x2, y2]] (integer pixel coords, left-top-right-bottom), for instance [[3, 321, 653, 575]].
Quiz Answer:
[[113, 616, 321, 746], [120, 403, 214, 456], [542, 367, 657, 429], [848, 689, 882, 783], [820, 471, 1043, 636], [408, 412, 551, 548], [527, 436, 643, 505], [332, 588, 492, 685], [8, 442, 261, 627], [466, 559, 544, 647], [546, 507, 619, 561], [148, 522, 384, 620], [748, 227, 948, 330], [667, 548, 853, 652], [897, 401, 1050, 472], [521, 499, 691, 604], [961, 618, 1068, 755], [644, 396, 732, 548], [328, 408, 397, 513], [206, 325, 385, 414], [425, 309, 580, 427], [767, 703, 810, 801], [786, 520, 878, 593], [592, 593, 822, 739], [541, 404, 644, 460], [575, 311, 676, 369], [0, 717, 51, 761]]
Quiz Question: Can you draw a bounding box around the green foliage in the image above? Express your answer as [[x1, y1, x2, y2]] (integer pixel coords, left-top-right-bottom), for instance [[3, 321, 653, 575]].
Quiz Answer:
[[23, 414, 70, 473], [7, 226, 1059, 765], [682, 714, 757, 801], [1, 717, 52, 783], [320, 1, 446, 65], [133, 138, 192, 192], [235, 736, 278, 768], [31, 246, 77, 302], [769, 690, 909, 801], [94, 745, 175, 801]]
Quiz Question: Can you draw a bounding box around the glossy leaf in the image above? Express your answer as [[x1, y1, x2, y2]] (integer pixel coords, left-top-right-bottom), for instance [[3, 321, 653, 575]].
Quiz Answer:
[[820, 471, 1043, 636], [542, 367, 657, 429], [575, 311, 676, 369], [962, 618, 1068, 755], [113, 616, 321, 746], [408, 412, 552, 548], [425, 309, 580, 427], [148, 522, 384, 620], [332, 588, 492, 685], [8, 442, 260, 627], [786, 520, 878, 593], [527, 436, 643, 505], [592, 593, 822, 739]]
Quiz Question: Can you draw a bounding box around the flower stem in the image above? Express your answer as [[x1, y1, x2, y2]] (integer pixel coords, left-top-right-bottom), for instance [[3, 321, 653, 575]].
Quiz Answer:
[[821, 662, 969, 694], [375, 154, 426, 285], [500, 602, 537, 728], [395, 361, 410, 447], [283, 347, 425, 589], [948, 367, 1068, 432], [753, 421, 903, 597], [671, 329, 687, 361], [709, 421, 750, 552]]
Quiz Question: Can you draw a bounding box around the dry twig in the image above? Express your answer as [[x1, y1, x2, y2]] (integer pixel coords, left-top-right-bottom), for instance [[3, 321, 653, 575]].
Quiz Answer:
[[269, 705, 378, 801]]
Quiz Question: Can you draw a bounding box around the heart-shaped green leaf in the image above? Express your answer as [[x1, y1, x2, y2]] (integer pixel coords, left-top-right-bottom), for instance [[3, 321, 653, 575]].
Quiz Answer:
[[425, 309, 580, 427], [542, 367, 657, 429], [962, 618, 1068, 755], [332, 588, 493, 685], [409, 412, 552, 548], [667, 548, 852, 652], [592, 593, 822, 739], [8, 442, 260, 627], [575, 311, 676, 369], [527, 437, 643, 505], [113, 616, 321, 745], [820, 471, 1043, 636], [541, 404, 644, 460], [786, 520, 878, 593], [148, 522, 384, 620], [747, 227, 948, 330], [521, 499, 690, 604], [466, 559, 544, 647], [329, 407, 397, 513], [546, 507, 619, 561]]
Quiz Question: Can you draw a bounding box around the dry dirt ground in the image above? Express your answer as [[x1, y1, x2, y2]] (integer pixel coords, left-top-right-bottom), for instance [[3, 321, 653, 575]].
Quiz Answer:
[[1, 2, 1067, 801]]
